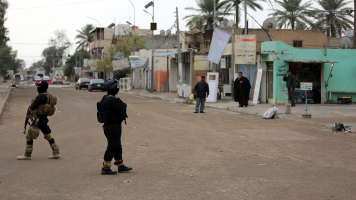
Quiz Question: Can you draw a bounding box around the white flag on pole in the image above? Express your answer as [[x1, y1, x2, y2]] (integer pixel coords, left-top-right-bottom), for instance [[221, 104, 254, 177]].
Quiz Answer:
[[207, 28, 231, 64]]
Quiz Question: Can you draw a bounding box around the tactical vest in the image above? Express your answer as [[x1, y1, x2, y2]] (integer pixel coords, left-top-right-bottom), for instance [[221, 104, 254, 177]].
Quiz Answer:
[[97, 96, 128, 124], [31, 93, 57, 118]]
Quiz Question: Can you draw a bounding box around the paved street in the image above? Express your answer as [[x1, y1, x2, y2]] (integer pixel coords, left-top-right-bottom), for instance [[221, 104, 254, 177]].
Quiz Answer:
[[1, 86, 356, 200]]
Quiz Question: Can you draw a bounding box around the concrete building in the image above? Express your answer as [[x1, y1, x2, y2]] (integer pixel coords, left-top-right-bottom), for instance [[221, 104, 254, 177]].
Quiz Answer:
[[88, 27, 115, 79], [183, 28, 347, 100], [260, 41, 356, 104]]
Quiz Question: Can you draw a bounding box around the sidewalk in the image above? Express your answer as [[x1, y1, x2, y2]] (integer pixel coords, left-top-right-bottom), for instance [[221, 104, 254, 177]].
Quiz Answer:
[[0, 82, 11, 116], [120, 89, 356, 119]]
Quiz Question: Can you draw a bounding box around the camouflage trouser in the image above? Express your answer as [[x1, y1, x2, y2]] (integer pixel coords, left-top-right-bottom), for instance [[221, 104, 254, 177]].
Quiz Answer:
[[24, 119, 59, 157]]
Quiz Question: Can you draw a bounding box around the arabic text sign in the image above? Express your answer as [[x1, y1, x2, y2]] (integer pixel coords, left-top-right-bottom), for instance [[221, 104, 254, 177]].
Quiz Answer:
[[131, 58, 148, 69], [300, 82, 313, 90], [235, 35, 256, 65]]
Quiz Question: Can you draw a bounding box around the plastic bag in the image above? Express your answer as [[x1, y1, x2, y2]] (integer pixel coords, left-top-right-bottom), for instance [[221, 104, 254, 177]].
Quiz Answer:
[[189, 93, 195, 101], [263, 105, 278, 119]]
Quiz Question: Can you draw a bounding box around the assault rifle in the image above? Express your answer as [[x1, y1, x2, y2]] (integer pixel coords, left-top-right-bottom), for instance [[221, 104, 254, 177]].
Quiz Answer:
[[23, 107, 33, 134]]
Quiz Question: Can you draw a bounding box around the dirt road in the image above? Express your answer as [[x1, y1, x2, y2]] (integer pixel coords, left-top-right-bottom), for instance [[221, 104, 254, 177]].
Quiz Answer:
[[1, 86, 356, 200]]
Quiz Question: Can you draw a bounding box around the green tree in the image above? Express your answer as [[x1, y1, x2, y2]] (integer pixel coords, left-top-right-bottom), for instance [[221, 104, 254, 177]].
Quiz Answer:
[[75, 24, 95, 51], [42, 30, 71, 75], [314, 0, 353, 37], [269, 0, 314, 30], [0, 0, 9, 46], [29, 60, 45, 70], [113, 35, 148, 58], [220, 0, 264, 27], [63, 50, 90, 78], [184, 0, 234, 30]]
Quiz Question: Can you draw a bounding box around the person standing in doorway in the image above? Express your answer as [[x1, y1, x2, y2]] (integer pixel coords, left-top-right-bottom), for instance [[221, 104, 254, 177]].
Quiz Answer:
[[194, 76, 209, 113], [283, 70, 296, 107], [234, 72, 251, 107]]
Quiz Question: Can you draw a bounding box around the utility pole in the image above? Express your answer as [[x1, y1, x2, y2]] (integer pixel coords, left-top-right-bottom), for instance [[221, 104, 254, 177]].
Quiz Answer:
[[176, 7, 183, 85], [244, 0, 247, 35], [213, 0, 216, 72], [166, 41, 169, 92], [231, 28, 235, 101], [150, 1, 155, 93]]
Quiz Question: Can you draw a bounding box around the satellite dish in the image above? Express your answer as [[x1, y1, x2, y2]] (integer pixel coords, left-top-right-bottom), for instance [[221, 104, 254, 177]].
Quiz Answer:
[[262, 18, 277, 29], [227, 20, 234, 27], [166, 29, 171, 35], [220, 20, 234, 28], [160, 30, 165, 35], [340, 36, 352, 49]]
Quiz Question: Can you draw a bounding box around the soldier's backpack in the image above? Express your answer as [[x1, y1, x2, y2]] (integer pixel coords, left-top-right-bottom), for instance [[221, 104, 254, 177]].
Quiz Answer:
[[97, 96, 128, 124], [33, 93, 57, 117]]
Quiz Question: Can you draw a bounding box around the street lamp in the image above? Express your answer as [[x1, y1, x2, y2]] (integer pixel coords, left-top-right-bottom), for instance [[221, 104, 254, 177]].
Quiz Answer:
[[144, 0, 155, 93]]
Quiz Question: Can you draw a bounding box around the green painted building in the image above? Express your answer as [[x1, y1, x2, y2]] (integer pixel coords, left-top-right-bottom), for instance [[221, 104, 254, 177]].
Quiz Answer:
[[259, 41, 356, 104]]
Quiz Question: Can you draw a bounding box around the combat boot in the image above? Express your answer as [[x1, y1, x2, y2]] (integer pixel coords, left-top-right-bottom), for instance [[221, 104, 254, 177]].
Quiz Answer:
[[49, 143, 61, 159], [101, 161, 117, 175], [17, 155, 31, 160], [114, 160, 132, 173], [17, 145, 33, 160]]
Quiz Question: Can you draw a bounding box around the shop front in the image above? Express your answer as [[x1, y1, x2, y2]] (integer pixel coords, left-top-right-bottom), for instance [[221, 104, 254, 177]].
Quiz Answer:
[[260, 41, 356, 104]]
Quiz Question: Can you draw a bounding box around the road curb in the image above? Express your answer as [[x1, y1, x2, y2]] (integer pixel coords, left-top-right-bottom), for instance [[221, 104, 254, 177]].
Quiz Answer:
[[0, 84, 11, 117], [135, 92, 284, 117]]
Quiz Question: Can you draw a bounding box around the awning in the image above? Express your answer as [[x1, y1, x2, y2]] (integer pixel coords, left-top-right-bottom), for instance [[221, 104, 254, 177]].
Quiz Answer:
[[154, 50, 189, 57], [284, 59, 338, 64]]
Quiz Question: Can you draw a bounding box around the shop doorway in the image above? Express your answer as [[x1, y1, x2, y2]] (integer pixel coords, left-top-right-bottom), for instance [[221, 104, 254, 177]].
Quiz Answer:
[[289, 62, 322, 104]]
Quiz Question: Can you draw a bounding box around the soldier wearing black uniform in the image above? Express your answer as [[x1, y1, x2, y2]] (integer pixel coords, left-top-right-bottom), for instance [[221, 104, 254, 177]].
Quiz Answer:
[[17, 81, 60, 160], [99, 78, 132, 175]]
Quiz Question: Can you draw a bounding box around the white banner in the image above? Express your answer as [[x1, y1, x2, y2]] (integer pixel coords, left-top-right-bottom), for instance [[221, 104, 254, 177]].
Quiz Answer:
[[112, 58, 130, 70], [207, 28, 231, 64]]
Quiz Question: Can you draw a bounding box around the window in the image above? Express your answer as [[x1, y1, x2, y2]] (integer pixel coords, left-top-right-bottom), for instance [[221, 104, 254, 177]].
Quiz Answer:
[[293, 40, 303, 47]]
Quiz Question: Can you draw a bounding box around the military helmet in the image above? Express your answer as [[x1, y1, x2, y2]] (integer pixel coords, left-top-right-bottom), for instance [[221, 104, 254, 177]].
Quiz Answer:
[[104, 78, 119, 95]]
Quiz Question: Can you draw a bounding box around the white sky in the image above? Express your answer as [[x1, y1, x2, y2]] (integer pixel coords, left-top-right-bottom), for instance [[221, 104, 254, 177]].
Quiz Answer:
[[5, 0, 353, 68]]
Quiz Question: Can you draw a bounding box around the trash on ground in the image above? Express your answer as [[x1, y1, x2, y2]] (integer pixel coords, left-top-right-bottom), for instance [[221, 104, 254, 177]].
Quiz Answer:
[[171, 100, 176, 103], [262, 105, 278, 119]]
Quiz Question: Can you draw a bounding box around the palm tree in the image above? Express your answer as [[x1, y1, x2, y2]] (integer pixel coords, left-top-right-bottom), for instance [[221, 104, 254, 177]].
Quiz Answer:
[[184, 0, 234, 30], [269, 0, 314, 30], [220, 0, 264, 28], [75, 24, 95, 50], [314, 0, 353, 37]]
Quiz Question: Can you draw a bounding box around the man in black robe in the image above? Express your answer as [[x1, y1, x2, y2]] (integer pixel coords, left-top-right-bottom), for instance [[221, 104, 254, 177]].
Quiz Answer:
[[234, 72, 251, 107]]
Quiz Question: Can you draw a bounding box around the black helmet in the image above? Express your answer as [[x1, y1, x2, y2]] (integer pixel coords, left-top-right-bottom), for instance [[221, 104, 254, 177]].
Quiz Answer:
[[35, 80, 48, 94], [104, 78, 119, 95]]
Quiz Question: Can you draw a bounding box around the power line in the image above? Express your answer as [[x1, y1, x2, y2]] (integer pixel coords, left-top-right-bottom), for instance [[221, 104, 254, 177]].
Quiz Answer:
[[9, 0, 107, 10]]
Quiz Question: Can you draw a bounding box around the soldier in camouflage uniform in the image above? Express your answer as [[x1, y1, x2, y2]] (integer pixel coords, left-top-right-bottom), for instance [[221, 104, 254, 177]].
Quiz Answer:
[[17, 81, 61, 160]]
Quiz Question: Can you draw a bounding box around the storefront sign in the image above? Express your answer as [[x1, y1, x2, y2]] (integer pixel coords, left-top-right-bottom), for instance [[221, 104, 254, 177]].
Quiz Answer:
[[220, 58, 226, 69], [112, 58, 130, 70], [74, 67, 82, 74], [131, 58, 146, 69], [235, 35, 256, 65], [300, 82, 313, 90], [194, 55, 210, 71]]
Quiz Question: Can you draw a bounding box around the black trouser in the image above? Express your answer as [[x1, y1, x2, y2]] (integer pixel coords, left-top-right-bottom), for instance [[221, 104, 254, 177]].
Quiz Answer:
[[288, 87, 296, 106], [103, 123, 122, 161]]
